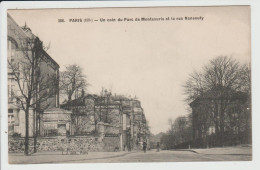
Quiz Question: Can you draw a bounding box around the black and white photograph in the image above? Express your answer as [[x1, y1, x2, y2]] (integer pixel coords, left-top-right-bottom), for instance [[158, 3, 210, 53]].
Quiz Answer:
[[1, 3, 256, 166]]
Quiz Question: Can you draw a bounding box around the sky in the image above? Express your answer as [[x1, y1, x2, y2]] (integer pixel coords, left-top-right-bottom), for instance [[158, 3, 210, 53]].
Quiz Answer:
[[8, 6, 250, 134]]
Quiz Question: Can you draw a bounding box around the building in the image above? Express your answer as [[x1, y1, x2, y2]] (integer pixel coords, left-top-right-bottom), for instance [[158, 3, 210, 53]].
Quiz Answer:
[[61, 90, 150, 151], [190, 87, 251, 147], [40, 107, 72, 136], [107, 94, 149, 150], [7, 13, 68, 138], [7, 14, 149, 153], [60, 93, 96, 135], [61, 91, 123, 151]]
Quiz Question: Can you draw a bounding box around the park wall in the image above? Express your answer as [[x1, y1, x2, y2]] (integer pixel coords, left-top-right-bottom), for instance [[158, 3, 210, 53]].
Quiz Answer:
[[8, 122, 122, 153], [8, 136, 104, 153]]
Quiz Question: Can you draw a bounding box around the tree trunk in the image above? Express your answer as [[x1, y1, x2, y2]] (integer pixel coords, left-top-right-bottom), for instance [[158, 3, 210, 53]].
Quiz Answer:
[[220, 100, 226, 147], [220, 110, 225, 147], [68, 94, 72, 102], [34, 113, 38, 153], [24, 107, 29, 155], [94, 105, 97, 133]]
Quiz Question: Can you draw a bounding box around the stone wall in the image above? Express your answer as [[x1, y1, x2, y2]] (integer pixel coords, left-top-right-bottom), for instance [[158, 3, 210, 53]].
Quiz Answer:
[[104, 124, 120, 135], [9, 121, 123, 153], [103, 136, 121, 152], [8, 137, 34, 153], [9, 136, 104, 153]]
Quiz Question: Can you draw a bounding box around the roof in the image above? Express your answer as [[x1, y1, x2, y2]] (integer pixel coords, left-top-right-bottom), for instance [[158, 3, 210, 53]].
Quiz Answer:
[[61, 94, 97, 107], [7, 13, 28, 40], [190, 87, 249, 107], [7, 13, 60, 69], [112, 95, 130, 101], [44, 107, 72, 114]]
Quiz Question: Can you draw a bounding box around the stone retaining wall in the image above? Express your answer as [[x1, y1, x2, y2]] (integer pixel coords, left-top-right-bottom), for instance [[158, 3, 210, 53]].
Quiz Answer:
[[9, 136, 104, 153], [8, 137, 34, 153], [103, 136, 121, 152], [9, 122, 122, 153]]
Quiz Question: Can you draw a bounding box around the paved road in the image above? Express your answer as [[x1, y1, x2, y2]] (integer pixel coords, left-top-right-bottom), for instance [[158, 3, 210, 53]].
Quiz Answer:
[[69, 150, 252, 163], [9, 148, 252, 164]]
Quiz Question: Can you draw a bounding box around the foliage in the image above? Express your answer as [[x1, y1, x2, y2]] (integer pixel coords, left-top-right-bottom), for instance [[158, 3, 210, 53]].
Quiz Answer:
[[183, 56, 251, 146], [60, 64, 88, 102], [160, 116, 192, 149], [183, 56, 250, 102], [161, 56, 251, 149]]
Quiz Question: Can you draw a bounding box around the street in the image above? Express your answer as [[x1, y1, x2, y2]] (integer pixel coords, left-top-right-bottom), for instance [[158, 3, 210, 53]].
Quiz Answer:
[[9, 146, 252, 164], [74, 150, 251, 163]]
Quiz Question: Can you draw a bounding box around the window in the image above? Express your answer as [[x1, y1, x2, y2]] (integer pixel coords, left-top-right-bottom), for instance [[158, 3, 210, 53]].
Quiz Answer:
[[8, 115, 15, 124], [15, 109, 20, 126], [8, 124, 14, 135], [11, 85, 15, 96], [44, 129, 58, 137], [8, 109, 13, 113], [8, 85, 15, 99], [8, 85, 10, 99], [8, 39, 17, 63]]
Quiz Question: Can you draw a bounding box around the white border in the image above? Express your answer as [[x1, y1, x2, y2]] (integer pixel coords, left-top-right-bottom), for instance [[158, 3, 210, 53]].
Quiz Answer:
[[1, 1, 260, 170]]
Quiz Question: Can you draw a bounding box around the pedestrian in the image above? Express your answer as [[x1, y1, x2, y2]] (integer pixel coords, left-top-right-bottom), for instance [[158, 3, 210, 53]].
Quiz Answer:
[[128, 144, 131, 152], [143, 141, 147, 153], [157, 142, 160, 152]]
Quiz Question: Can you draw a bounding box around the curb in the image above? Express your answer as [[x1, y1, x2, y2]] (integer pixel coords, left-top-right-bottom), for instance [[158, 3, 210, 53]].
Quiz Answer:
[[171, 149, 198, 154], [14, 151, 137, 164], [171, 149, 252, 156]]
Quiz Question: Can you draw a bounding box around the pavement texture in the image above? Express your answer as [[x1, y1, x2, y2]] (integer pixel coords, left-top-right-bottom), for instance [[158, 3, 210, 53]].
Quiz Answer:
[[187, 145, 252, 155], [9, 145, 252, 164], [9, 151, 134, 164]]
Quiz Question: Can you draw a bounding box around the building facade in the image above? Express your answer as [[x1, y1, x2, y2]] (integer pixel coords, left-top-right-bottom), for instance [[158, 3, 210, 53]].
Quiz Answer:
[[7, 14, 149, 153], [7, 13, 62, 137], [190, 88, 251, 147], [61, 90, 150, 151]]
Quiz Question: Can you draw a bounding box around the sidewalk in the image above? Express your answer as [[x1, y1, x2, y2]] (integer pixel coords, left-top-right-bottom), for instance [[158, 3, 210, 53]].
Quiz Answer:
[[9, 151, 135, 164], [176, 145, 252, 155]]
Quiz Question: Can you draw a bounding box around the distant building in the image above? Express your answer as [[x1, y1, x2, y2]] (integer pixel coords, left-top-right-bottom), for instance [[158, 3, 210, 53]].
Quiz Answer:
[[109, 94, 149, 150]]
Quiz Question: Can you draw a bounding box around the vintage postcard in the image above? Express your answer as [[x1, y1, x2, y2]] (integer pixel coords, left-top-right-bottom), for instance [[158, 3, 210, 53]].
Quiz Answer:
[[4, 5, 252, 165]]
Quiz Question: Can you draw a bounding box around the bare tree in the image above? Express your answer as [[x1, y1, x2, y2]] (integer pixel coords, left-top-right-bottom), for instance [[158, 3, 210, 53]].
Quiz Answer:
[[60, 64, 88, 102], [184, 56, 251, 146], [184, 56, 250, 102], [8, 35, 58, 155]]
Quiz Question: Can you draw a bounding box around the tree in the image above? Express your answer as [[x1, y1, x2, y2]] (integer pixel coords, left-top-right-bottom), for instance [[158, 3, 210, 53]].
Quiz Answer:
[[160, 133, 174, 150], [159, 116, 193, 150], [171, 116, 192, 145], [184, 56, 250, 102], [60, 64, 88, 102], [184, 56, 251, 146], [8, 35, 58, 155]]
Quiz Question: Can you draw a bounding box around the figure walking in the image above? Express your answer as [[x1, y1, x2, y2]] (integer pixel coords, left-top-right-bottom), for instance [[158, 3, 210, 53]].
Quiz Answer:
[[143, 141, 147, 153], [157, 142, 160, 152]]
